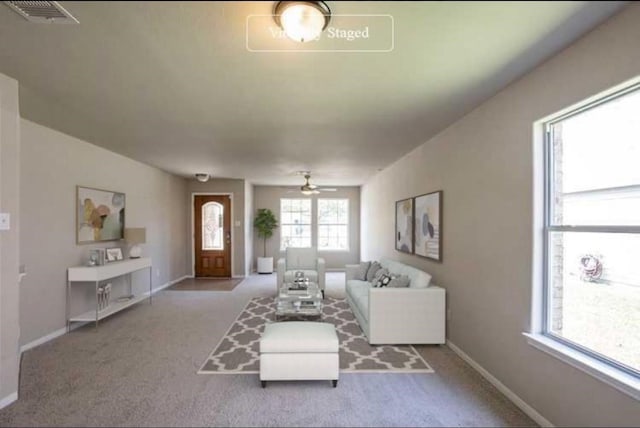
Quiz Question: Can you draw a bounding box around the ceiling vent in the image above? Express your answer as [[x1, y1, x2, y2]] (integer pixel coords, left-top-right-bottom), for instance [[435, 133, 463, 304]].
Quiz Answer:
[[4, 1, 78, 23]]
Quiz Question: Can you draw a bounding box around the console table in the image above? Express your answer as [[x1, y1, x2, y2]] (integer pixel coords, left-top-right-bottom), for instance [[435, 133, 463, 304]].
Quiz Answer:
[[67, 257, 152, 330]]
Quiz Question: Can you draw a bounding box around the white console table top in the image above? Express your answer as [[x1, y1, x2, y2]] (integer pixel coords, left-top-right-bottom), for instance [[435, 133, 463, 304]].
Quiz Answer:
[[68, 257, 152, 282]]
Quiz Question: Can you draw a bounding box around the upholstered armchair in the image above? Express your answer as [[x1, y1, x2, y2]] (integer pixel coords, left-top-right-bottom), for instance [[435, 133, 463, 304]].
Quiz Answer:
[[277, 247, 326, 296]]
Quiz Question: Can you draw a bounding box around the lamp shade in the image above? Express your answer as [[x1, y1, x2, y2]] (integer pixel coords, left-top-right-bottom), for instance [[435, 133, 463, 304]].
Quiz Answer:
[[124, 227, 146, 245]]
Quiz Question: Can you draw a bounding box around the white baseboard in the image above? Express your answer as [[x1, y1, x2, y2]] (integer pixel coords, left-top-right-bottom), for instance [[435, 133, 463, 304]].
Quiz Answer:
[[0, 392, 17, 410], [20, 274, 189, 354], [20, 327, 67, 354], [446, 340, 554, 428], [152, 275, 188, 294]]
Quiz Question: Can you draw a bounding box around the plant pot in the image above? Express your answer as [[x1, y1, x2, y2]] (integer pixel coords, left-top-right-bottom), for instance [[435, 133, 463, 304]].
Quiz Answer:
[[257, 257, 273, 274]]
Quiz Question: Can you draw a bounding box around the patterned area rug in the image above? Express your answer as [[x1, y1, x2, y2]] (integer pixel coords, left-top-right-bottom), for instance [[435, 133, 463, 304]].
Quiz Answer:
[[199, 297, 434, 374]]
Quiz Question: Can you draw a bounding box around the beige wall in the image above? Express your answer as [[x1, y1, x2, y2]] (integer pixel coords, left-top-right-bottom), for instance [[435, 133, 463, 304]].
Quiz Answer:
[[186, 178, 245, 277], [253, 186, 360, 270], [361, 4, 640, 427], [0, 73, 21, 404], [20, 119, 189, 346]]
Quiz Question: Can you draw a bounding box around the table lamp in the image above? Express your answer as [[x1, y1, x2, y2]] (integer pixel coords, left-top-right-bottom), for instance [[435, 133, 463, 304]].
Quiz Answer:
[[124, 227, 146, 258]]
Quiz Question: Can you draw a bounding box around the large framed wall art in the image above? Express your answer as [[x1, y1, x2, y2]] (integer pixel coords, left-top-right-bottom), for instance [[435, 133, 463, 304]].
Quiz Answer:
[[76, 186, 126, 244], [395, 197, 413, 254], [413, 191, 442, 261]]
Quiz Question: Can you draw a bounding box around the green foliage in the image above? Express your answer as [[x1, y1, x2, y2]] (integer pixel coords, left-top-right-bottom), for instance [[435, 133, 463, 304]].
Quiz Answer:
[[254, 208, 278, 257]]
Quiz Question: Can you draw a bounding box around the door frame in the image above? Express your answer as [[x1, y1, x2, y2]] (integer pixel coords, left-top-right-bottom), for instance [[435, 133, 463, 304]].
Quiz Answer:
[[190, 192, 236, 278]]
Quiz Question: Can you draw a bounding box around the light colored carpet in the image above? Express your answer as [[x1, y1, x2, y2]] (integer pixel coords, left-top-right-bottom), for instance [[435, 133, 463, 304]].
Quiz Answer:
[[169, 277, 243, 291], [0, 273, 536, 427], [199, 297, 432, 373]]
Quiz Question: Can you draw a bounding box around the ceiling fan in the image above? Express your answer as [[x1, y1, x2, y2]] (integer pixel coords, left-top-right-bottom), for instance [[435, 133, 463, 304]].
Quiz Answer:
[[288, 172, 337, 195]]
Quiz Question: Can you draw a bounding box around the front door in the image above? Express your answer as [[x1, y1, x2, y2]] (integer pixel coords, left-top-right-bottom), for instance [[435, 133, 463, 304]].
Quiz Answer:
[[194, 195, 231, 277]]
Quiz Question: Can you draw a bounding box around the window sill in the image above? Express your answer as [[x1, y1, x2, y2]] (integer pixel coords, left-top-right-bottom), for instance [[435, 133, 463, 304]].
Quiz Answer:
[[318, 249, 350, 253], [523, 333, 640, 401]]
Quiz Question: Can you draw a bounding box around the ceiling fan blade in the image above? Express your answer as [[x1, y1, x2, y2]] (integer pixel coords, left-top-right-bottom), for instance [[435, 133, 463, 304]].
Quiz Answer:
[[319, 188, 337, 192]]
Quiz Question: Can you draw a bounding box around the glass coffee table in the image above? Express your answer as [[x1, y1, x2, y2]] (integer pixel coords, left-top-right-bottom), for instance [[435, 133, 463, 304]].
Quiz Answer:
[[275, 282, 323, 320]]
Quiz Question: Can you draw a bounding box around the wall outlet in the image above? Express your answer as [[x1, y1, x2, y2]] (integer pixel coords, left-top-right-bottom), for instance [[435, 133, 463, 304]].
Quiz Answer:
[[447, 308, 452, 321]]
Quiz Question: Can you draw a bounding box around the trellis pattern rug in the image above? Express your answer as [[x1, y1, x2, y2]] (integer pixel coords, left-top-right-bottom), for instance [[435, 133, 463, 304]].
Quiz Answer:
[[199, 297, 433, 374]]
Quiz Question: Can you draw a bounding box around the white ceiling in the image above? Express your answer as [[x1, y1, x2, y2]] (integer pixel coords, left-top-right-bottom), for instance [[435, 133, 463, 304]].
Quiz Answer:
[[0, 1, 627, 185]]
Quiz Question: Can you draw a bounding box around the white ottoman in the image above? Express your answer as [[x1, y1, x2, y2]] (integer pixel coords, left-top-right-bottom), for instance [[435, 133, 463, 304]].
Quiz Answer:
[[260, 321, 339, 388]]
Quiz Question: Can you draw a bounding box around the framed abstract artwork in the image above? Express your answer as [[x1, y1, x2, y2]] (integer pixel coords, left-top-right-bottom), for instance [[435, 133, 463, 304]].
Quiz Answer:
[[76, 186, 126, 244], [395, 197, 413, 254], [414, 191, 442, 261]]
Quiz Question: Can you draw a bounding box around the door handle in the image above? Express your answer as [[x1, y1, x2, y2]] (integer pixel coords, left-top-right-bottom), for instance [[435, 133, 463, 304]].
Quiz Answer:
[[226, 231, 231, 244]]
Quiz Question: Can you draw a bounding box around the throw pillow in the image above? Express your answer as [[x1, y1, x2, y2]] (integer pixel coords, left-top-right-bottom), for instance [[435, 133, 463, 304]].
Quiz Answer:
[[354, 261, 370, 281], [387, 274, 410, 288], [376, 274, 394, 288], [371, 268, 389, 285], [365, 261, 382, 282]]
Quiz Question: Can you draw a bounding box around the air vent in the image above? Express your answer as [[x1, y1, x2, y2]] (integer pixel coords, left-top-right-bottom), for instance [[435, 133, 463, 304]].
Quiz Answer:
[[4, 1, 78, 23]]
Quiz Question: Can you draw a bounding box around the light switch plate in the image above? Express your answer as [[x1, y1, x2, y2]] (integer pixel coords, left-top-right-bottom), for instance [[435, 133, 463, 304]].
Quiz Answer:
[[235, 220, 241, 227], [0, 213, 10, 230]]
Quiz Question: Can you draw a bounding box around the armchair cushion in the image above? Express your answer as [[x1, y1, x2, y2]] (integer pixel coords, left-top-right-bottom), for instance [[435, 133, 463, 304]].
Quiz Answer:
[[286, 247, 318, 270]]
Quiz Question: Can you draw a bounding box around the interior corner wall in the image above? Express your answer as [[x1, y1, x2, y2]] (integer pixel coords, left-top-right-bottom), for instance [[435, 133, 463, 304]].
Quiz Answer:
[[0, 73, 21, 405], [244, 182, 254, 275], [253, 186, 360, 270], [360, 4, 640, 426], [186, 178, 246, 277], [19, 119, 189, 346]]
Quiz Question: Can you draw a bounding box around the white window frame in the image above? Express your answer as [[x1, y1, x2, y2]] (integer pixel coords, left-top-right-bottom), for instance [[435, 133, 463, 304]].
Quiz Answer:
[[527, 79, 640, 401], [317, 198, 350, 252], [279, 198, 312, 250]]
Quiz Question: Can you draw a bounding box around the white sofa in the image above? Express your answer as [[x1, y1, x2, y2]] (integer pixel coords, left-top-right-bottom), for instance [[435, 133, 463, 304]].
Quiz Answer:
[[277, 247, 326, 295], [345, 259, 445, 345]]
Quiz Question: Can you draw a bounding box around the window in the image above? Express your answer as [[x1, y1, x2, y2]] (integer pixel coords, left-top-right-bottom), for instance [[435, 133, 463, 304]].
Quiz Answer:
[[318, 199, 349, 251], [280, 198, 312, 249], [202, 202, 223, 250], [543, 84, 640, 377]]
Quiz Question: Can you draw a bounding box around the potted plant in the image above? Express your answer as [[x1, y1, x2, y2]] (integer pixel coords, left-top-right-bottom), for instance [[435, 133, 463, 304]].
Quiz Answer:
[[254, 208, 278, 274]]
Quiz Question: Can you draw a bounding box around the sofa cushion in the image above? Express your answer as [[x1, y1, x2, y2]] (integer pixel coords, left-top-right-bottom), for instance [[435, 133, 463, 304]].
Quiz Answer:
[[380, 259, 432, 288], [346, 279, 370, 320], [284, 270, 318, 284], [388, 274, 410, 288], [354, 261, 370, 281], [365, 261, 382, 282], [286, 247, 318, 270], [371, 267, 388, 285]]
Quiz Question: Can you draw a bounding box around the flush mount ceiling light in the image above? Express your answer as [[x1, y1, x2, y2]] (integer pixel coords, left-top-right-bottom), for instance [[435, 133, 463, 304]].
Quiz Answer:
[[274, 1, 331, 43], [195, 173, 210, 182]]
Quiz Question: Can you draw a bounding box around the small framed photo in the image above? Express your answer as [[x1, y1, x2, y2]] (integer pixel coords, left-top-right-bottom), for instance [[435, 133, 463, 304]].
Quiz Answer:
[[106, 247, 124, 262], [88, 248, 106, 266]]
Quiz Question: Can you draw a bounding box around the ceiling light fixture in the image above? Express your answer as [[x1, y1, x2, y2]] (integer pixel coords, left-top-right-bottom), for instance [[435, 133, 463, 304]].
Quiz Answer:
[[195, 173, 210, 182], [274, 1, 331, 43]]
